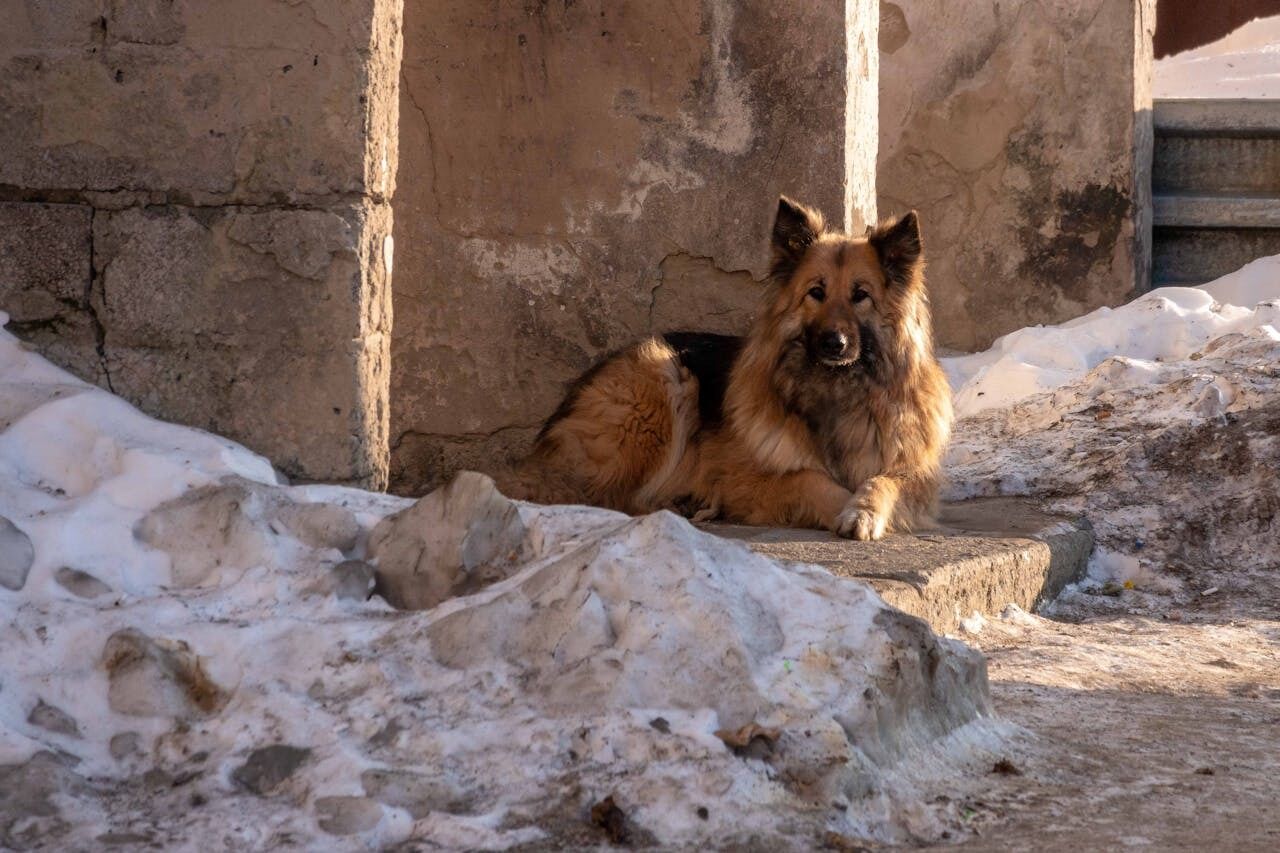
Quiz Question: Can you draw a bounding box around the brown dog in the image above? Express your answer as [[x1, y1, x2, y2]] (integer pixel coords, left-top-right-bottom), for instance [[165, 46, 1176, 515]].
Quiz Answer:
[[499, 197, 952, 540]]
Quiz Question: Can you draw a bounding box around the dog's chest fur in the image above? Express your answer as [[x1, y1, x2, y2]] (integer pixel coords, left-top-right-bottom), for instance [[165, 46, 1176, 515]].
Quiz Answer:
[[774, 344, 889, 488]]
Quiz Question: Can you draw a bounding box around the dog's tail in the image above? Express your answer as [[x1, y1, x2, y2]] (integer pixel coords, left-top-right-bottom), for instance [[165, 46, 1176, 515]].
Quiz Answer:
[[490, 441, 589, 507]]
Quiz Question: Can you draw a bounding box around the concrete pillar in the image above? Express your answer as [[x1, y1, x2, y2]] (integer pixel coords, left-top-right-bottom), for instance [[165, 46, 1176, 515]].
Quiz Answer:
[[878, 0, 1156, 352], [0, 0, 403, 487], [392, 0, 880, 493]]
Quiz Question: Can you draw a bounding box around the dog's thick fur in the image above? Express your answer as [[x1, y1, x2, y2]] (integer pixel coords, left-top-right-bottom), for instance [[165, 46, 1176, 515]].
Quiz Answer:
[[499, 197, 953, 540]]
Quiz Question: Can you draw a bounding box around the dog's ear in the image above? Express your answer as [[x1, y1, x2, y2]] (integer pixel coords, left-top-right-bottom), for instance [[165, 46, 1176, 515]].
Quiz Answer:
[[770, 196, 824, 281], [869, 210, 923, 287]]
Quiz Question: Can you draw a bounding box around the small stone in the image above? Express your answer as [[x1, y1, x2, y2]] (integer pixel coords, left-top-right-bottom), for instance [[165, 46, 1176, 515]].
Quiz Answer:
[[369, 471, 526, 610], [590, 795, 630, 845], [27, 700, 80, 738], [134, 480, 273, 588], [273, 502, 361, 552], [315, 795, 383, 835], [0, 751, 84, 846], [360, 768, 471, 818], [102, 629, 229, 719], [0, 515, 35, 591], [54, 567, 111, 599], [232, 745, 312, 796], [141, 768, 173, 789], [331, 560, 375, 601], [109, 732, 141, 760]]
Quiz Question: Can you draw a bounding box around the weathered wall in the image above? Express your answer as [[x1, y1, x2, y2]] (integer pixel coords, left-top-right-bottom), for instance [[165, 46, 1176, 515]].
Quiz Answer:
[[0, 0, 403, 487], [878, 0, 1155, 352], [392, 0, 879, 494]]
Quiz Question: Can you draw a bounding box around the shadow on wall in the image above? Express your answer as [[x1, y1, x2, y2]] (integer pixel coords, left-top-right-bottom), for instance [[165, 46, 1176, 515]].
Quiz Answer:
[[1154, 0, 1280, 57]]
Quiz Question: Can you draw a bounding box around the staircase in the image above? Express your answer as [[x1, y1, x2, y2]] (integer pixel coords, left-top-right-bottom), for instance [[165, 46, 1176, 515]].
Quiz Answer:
[[1152, 98, 1280, 287]]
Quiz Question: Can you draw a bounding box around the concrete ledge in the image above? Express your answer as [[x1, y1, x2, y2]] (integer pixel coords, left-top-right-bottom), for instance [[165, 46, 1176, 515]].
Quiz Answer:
[[1155, 99, 1280, 137], [1154, 195, 1280, 229], [705, 498, 1092, 635]]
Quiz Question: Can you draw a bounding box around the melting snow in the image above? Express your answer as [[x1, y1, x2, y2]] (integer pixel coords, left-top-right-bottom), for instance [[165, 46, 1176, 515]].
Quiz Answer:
[[0, 312, 996, 849], [945, 255, 1280, 590]]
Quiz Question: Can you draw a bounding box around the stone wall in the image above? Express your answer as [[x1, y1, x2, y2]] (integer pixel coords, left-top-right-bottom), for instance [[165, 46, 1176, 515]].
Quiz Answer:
[[878, 0, 1155, 352], [391, 0, 879, 494], [0, 0, 403, 487]]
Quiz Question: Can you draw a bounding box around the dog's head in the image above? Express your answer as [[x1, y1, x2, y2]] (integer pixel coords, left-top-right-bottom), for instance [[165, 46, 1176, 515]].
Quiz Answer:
[[766, 196, 925, 370]]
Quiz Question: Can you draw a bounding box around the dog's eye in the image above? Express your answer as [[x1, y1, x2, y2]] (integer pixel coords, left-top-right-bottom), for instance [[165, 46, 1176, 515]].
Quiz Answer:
[[852, 288, 870, 304], [807, 284, 826, 302]]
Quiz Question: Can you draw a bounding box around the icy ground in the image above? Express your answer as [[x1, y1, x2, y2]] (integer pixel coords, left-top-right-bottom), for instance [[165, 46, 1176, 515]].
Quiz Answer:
[[0, 316, 999, 849], [2, 255, 1279, 850], [1155, 14, 1280, 99]]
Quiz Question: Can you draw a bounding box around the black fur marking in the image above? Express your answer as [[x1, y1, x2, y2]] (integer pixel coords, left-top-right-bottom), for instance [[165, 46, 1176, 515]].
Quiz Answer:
[[857, 322, 883, 382], [663, 332, 744, 426]]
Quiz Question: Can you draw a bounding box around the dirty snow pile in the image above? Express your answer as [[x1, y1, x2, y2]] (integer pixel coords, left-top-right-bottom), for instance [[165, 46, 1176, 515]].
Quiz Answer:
[[0, 316, 998, 850], [944, 255, 1280, 591], [1155, 14, 1280, 99]]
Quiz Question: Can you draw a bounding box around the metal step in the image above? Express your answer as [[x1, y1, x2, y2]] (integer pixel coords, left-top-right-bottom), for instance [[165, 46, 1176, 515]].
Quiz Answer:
[[1152, 99, 1280, 288], [1154, 135, 1280, 196], [1154, 99, 1280, 137], [1152, 225, 1280, 287], [1154, 194, 1280, 228]]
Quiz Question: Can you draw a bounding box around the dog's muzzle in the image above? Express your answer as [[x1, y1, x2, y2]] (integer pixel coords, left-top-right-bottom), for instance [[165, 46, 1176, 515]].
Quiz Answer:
[[816, 330, 856, 366]]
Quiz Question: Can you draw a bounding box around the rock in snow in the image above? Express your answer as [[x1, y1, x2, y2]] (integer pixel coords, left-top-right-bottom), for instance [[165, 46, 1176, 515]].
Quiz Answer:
[[0, 309, 998, 848], [368, 470, 527, 610], [101, 629, 230, 720], [0, 515, 34, 591]]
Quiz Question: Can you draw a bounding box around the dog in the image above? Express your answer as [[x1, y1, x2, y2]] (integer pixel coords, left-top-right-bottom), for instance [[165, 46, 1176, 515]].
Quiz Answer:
[[498, 197, 952, 540]]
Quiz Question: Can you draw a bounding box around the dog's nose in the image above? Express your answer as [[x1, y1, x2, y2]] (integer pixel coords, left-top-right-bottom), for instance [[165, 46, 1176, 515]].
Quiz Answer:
[[818, 330, 849, 358]]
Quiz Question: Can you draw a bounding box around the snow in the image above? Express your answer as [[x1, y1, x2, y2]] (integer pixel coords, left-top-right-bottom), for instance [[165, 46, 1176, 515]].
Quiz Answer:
[[1154, 15, 1280, 99], [943, 254, 1280, 418], [0, 312, 998, 849], [944, 256, 1280, 592]]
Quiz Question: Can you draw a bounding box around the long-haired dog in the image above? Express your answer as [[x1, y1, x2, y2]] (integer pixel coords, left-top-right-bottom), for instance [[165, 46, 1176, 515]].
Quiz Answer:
[[498, 197, 952, 540]]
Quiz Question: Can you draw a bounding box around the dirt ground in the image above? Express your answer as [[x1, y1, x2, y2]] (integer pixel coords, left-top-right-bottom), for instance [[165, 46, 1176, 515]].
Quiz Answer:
[[918, 576, 1280, 852]]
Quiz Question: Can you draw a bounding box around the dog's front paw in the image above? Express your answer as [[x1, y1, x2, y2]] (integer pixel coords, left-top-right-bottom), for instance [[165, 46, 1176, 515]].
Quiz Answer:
[[833, 500, 888, 541]]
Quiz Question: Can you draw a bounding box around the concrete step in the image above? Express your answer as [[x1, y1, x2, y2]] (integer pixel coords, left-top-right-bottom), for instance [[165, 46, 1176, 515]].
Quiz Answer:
[[705, 498, 1092, 635], [1153, 224, 1280, 287]]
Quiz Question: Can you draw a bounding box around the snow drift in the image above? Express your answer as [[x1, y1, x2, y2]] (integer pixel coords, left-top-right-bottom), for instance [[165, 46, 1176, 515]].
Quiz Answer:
[[0, 315, 995, 849], [944, 255, 1280, 591]]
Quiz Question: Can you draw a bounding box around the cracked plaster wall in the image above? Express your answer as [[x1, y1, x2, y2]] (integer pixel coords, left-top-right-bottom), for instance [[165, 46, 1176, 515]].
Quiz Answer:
[[877, 0, 1155, 352], [0, 0, 403, 487], [391, 0, 880, 494]]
